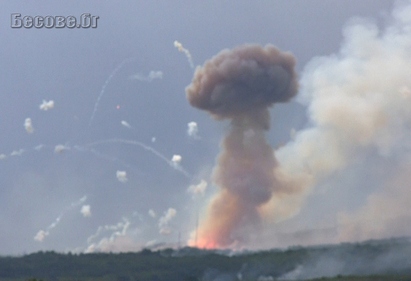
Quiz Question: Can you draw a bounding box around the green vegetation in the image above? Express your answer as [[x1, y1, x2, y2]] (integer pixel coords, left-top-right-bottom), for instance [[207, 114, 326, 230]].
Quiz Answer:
[[1, 237, 410, 281]]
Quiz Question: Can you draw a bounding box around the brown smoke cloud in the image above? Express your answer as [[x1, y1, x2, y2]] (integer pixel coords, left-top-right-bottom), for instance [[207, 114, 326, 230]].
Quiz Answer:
[[186, 44, 298, 248]]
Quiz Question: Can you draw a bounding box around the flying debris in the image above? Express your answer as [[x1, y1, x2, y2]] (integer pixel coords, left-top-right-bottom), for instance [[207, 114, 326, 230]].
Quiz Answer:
[[39, 100, 54, 111], [174, 40, 194, 68], [187, 180, 208, 196], [24, 118, 34, 134], [54, 144, 70, 153], [187, 121, 199, 139], [116, 170, 128, 183], [148, 209, 156, 218], [121, 120, 131, 128], [151, 137, 156, 143], [81, 205, 92, 217], [0, 154, 7, 160], [186, 44, 298, 248]]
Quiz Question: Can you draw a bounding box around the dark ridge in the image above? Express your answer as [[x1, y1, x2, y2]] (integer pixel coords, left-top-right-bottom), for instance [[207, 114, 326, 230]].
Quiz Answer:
[[1, 237, 410, 281]]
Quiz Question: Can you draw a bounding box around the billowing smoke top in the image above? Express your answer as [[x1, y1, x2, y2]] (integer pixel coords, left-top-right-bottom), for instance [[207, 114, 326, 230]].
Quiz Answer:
[[186, 44, 298, 122]]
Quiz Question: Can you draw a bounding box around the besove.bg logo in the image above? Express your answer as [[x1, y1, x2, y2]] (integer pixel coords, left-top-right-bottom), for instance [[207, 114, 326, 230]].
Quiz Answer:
[[11, 13, 99, 29]]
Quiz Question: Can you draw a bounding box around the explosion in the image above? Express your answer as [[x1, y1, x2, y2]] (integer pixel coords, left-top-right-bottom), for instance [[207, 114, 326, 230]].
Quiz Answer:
[[186, 44, 298, 248]]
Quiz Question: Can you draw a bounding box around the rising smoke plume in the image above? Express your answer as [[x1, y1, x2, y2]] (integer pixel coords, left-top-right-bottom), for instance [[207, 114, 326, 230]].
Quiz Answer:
[[186, 44, 298, 248], [267, 2, 411, 244]]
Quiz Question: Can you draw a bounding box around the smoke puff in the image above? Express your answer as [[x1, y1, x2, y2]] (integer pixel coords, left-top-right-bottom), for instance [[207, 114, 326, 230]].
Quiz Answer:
[[148, 209, 156, 218], [186, 44, 298, 124], [10, 149, 24, 156], [24, 118, 34, 134], [171, 155, 182, 164], [158, 208, 177, 228], [187, 180, 207, 196], [54, 144, 69, 153], [116, 170, 128, 183], [129, 70, 163, 82], [39, 100, 54, 111], [187, 121, 199, 138], [81, 205, 91, 217], [34, 230, 48, 242]]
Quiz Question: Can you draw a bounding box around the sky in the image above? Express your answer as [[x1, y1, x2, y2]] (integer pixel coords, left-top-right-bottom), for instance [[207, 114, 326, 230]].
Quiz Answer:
[[1, 0, 409, 255]]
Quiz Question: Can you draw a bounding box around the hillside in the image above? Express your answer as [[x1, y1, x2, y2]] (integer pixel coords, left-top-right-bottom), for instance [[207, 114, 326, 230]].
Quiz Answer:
[[1, 237, 411, 281]]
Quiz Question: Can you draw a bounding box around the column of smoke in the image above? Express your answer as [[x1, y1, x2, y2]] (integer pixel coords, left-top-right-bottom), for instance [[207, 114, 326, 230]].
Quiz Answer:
[[186, 44, 298, 248], [268, 2, 411, 244]]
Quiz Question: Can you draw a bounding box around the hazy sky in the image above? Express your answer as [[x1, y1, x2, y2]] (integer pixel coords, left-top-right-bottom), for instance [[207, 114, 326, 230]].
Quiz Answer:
[[0, 0, 405, 255]]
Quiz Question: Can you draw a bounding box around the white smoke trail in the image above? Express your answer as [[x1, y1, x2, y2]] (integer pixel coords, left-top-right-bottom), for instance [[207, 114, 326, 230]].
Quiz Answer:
[[174, 40, 194, 68], [89, 57, 136, 126], [83, 138, 191, 177], [121, 120, 132, 128], [158, 208, 177, 235], [129, 70, 163, 82], [34, 195, 87, 242], [85, 217, 132, 253], [73, 145, 139, 172]]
